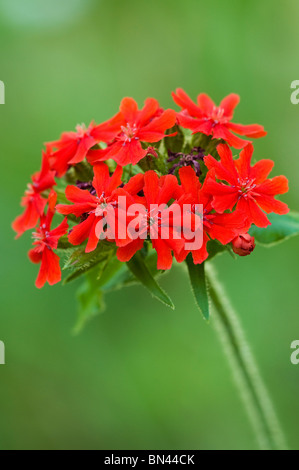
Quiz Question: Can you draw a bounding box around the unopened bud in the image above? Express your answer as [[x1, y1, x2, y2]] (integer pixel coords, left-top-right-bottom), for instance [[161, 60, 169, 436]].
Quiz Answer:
[[232, 233, 256, 257]]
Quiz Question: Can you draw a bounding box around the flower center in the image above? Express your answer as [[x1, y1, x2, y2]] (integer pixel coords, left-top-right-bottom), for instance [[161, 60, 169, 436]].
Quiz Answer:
[[210, 106, 226, 124], [94, 193, 116, 217], [118, 123, 139, 145], [32, 225, 50, 247], [237, 178, 257, 198]]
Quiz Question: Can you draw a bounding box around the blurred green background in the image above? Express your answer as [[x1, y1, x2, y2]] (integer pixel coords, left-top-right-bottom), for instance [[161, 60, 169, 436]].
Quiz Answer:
[[0, 0, 298, 450]]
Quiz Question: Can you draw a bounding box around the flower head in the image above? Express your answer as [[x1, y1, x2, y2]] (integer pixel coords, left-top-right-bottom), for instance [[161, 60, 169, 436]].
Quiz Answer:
[[28, 190, 68, 288], [12, 153, 56, 238], [175, 166, 250, 264], [204, 143, 289, 228], [56, 163, 144, 252], [172, 88, 267, 149], [46, 118, 121, 177], [116, 170, 184, 270], [87, 97, 176, 167]]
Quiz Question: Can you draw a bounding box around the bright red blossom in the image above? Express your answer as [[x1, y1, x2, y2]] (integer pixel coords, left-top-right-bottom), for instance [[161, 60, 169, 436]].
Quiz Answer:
[[175, 166, 250, 264], [204, 143, 289, 228], [172, 88, 267, 149], [87, 97, 176, 167], [46, 117, 122, 177], [117, 171, 184, 270], [12, 153, 56, 238], [28, 191, 68, 289], [56, 163, 144, 252]]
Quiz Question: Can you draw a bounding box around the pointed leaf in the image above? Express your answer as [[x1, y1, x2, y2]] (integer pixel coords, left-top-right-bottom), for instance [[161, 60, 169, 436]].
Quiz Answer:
[[127, 252, 174, 309], [63, 242, 115, 284], [74, 270, 105, 334], [186, 255, 210, 320]]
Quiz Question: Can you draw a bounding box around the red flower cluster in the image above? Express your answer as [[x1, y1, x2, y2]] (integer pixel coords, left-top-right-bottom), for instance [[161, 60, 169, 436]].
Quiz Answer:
[[13, 90, 289, 288]]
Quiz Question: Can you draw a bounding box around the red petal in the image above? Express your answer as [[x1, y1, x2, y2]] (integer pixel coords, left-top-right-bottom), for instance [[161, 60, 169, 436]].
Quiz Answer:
[[138, 109, 176, 141], [219, 94, 240, 118], [144, 171, 160, 205], [257, 176, 289, 196], [68, 135, 96, 165], [158, 175, 181, 205], [239, 199, 270, 228], [120, 97, 138, 122], [250, 159, 274, 184], [197, 93, 216, 116], [123, 173, 144, 195], [92, 163, 110, 196], [172, 88, 203, 117], [28, 249, 42, 264], [44, 249, 62, 286], [152, 239, 173, 270], [50, 218, 69, 240], [179, 166, 200, 200], [35, 252, 48, 289], [192, 232, 209, 264], [213, 125, 250, 149], [87, 148, 110, 165], [106, 165, 123, 195], [68, 214, 95, 246], [205, 144, 238, 185], [235, 143, 254, 179], [228, 122, 267, 138], [56, 203, 93, 217], [107, 140, 147, 166], [254, 195, 289, 215], [136, 98, 160, 127], [86, 219, 100, 253], [206, 180, 238, 213], [65, 185, 95, 204], [12, 205, 40, 238], [117, 239, 144, 262]]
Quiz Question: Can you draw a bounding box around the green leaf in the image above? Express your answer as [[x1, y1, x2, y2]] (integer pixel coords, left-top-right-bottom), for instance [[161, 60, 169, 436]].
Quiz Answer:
[[186, 255, 210, 321], [63, 242, 115, 284], [74, 269, 105, 334], [249, 212, 299, 246], [127, 252, 174, 309]]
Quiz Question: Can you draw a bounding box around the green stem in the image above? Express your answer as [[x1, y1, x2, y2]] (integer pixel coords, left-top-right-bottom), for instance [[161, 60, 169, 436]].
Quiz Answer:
[[206, 263, 288, 450]]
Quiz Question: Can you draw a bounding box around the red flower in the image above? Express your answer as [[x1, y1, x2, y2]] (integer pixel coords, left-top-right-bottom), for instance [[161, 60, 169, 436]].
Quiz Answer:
[[46, 118, 121, 177], [175, 166, 250, 264], [172, 88, 267, 149], [28, 191, 68, 288], [87, 97, 176, 167], [117, 170, 184, 270], [56, 163, 144, 252], [232, 233, 256, 257], [204, 143, 289, 228], [12, 153, 56, 238]]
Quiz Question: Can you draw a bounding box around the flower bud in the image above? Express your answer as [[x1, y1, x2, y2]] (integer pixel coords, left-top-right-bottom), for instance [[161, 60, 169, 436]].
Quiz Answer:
[[232, 233, 256, 257]]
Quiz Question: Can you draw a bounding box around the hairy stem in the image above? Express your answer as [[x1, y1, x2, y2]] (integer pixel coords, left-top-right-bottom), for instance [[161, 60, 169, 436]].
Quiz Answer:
[[206, 263, 288, 450]]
